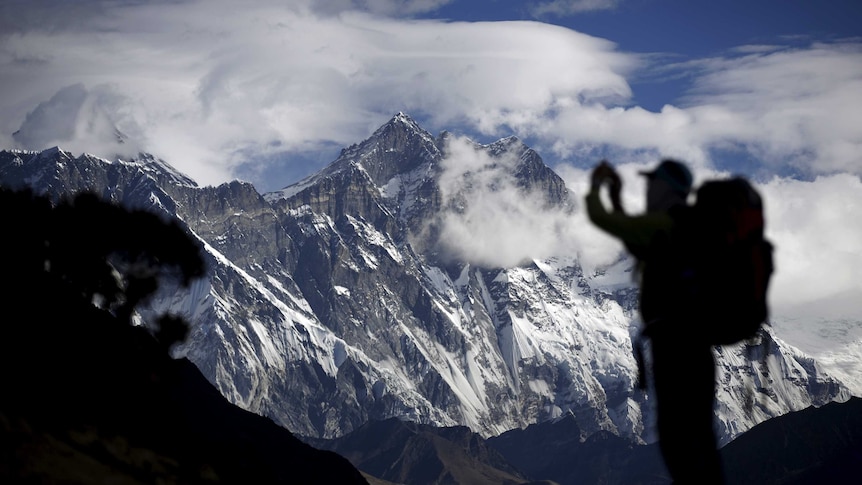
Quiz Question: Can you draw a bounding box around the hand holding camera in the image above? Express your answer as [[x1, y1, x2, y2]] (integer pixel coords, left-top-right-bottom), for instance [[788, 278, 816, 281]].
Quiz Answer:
[[591, 160, 623, 211]]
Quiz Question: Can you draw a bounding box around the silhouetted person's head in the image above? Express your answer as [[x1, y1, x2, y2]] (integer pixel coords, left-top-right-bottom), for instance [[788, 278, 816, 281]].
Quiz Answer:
[[641, 159, 692, 212]]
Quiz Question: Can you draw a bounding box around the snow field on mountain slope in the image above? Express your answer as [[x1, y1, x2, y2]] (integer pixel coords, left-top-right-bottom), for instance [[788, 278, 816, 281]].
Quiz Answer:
[[346, 215, 404, 265], [195, 237, 375, 380], [771, 315, 862, 396]]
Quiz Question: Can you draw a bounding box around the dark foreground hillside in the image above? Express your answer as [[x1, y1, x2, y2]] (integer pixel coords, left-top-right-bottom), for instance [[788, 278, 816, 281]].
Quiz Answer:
[[0, 187, 368, 484], [721, 396, 862, 484], [312, 394, 862, 484]]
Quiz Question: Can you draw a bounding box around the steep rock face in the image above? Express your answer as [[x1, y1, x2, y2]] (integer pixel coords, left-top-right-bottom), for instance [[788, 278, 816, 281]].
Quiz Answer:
[[341, 112, 441, 187], [0, 113, 849, 445], [167, 180, 289, 270], [260, 114, 620, 438], [712, 330, 849, 444], [267, 112, 444, 243]]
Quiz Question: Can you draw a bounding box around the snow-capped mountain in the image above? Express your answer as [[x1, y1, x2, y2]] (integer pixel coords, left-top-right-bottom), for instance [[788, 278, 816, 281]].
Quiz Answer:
[[0, 113, 849, 445]]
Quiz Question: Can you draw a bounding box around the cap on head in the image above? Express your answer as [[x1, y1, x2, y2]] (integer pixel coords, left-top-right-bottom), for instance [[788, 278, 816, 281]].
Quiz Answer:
[[640, 159, 693, 195]]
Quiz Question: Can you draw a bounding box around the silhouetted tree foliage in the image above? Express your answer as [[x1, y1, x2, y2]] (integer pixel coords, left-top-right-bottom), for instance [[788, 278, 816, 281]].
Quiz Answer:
[[0, 186, 205, 416], [10, 189, 204, 323], [0, 186, 369, 484]]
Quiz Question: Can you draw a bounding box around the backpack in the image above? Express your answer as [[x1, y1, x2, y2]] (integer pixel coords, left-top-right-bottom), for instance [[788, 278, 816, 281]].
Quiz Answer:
[[671, 176, 775, 345]]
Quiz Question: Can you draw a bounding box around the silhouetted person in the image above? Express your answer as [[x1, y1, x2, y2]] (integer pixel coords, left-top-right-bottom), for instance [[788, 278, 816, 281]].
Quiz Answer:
[[585, 159, 724, 484]]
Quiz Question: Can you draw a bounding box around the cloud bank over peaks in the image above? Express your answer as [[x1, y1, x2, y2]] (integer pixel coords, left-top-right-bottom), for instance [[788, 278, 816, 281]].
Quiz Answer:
[[0, 1, 636, 189], [1, 1, 860, 193], [12, 83, 145, 163], [515, 40, 862, 181]]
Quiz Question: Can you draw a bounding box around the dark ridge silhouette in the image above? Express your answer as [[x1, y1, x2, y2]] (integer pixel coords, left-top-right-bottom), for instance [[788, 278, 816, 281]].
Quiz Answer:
[[488, 398, 862, 485], [721, 397, 862, 484], [0, 187, 368, 484], [487, 413, 668, 484], [305, 417, 532, 485]]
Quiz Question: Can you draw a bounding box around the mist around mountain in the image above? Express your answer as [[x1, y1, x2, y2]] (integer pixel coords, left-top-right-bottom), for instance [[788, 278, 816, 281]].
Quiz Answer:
[[0, 113, 857, 483]]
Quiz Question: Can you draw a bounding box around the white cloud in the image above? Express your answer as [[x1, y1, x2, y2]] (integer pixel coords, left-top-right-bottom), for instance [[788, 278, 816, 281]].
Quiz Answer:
[[759, 173, 862, 321], [430, 140, 668, 274], [680, 43, 862, 175], [2, 2, 861, 190], [529, 0, 620, 18], [511, 42, 862, 183], [553, 163, 628, 273], [0, 0, 636, 188], [11, 83, 147, 164], [434, 136, 585, 268]]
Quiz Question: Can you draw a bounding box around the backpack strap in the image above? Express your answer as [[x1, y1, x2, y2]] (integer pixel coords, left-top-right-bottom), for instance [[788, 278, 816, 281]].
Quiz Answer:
[[633, 317, 673, 390], [634, 329, 648, 390]]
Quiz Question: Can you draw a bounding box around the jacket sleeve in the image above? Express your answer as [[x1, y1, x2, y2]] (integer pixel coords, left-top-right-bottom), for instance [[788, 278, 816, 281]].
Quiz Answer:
[[585, 190, 672, 251]]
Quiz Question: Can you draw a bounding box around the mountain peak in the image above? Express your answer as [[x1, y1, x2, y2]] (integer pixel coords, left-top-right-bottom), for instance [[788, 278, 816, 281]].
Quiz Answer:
[[38, 146, 74, 160], [392, 111, 414, 123], [371, 111, 426, 139], [317, 113, 440, 187], [125, 152, 199, 188]]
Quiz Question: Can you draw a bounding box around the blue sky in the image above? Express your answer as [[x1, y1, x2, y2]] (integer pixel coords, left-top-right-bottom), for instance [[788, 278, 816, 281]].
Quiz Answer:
[[529, 1, 861, 111], [1, 0, 861, 332]]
